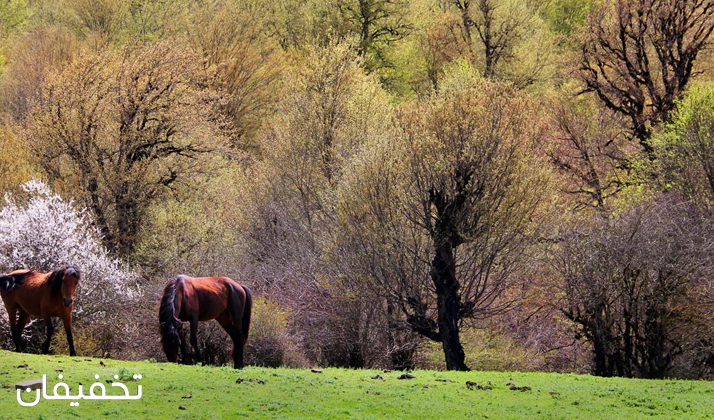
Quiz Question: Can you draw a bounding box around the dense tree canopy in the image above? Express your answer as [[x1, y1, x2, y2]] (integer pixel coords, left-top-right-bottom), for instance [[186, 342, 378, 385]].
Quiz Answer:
[[1, 0, 714, 376]]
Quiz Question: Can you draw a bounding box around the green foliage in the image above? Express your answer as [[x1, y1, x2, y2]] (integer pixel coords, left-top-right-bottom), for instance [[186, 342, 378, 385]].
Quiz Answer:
[[652, 82, 714, 202], [186, 0, 284, 149], [451, 0, 557, 88], [0, 0, 29, 35], [0, 124, 37, 195], [245, 298, 307, 368], [541, 0, 592, 37], [132, 195, 237, 273], [0, 0, 28, 77], [421, 327, 548, 372], [121, 0, 187, 41], [240, 0, 343, 50]]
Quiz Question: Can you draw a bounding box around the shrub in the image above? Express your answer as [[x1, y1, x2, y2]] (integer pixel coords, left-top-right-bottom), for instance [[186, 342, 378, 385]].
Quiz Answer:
[[244, 297, 306, 368]]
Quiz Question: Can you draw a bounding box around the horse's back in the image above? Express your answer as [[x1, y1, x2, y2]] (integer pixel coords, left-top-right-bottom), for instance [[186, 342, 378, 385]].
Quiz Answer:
[[175, 276, 232, 322], [0, 270, 47, 317]]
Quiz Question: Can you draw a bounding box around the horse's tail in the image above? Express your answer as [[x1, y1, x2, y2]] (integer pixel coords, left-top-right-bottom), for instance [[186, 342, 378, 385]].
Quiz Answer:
[[159, 278, 182, 360], [241, 285, 252, 345], [0, 275, 14, 291], [0, 272, 27, 291]]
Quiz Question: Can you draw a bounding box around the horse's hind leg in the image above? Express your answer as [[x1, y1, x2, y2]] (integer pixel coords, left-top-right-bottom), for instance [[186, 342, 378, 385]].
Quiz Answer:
[[227, 289, 246, 369], [41, 316, 54, 354], [216, 312, 242, 369], [15, 308, 29, 352], [189, 316, 202, 364]]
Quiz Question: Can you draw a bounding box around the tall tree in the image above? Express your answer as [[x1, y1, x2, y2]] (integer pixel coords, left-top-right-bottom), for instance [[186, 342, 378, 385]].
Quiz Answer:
[[580, 0, 714, 155], [452, 0, 552, 87], [26, 41, 228, 255], [338, 71, 552, 370], [340, 0, 411, 71]]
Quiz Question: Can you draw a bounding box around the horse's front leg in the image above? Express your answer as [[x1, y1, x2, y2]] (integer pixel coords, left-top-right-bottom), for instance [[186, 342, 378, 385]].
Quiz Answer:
[[189, 316, 202, 364], [61, 314, 76, 356], [178, 325, 188, 364], [14, 308, 29, 352], [41, 316, 54, 354], [6, 304, 19, 352]]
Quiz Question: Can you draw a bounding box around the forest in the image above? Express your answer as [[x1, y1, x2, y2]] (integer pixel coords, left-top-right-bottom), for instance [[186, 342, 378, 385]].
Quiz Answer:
[[1, 0, 714, 380]]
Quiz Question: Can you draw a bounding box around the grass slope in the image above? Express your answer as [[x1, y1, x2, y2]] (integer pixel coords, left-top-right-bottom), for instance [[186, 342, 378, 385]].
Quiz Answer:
[[0, 350, 712, 419]]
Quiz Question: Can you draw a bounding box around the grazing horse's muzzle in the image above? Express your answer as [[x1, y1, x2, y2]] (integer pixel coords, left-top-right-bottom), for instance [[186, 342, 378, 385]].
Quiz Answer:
[[63, 298, 73, 307]]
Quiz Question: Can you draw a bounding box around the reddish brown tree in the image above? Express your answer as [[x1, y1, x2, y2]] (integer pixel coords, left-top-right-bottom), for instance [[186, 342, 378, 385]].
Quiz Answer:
[[556, 197, 714, 378]]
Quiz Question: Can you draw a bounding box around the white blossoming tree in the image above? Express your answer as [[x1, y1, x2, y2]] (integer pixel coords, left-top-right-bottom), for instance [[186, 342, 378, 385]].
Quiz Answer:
[[0, 180, 141, 356]]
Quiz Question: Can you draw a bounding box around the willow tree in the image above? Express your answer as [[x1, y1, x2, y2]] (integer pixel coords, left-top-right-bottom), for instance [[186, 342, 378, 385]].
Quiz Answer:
[[338, 70, 552, 370]]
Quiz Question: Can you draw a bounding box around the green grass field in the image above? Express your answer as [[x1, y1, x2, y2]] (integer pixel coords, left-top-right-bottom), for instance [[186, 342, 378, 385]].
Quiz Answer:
[[0, 350, 712, 419]]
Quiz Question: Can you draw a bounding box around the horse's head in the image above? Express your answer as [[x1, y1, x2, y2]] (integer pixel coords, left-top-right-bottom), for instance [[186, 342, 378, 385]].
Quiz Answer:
[[60, 266, 81, 307], [160, 320, 182, 362]]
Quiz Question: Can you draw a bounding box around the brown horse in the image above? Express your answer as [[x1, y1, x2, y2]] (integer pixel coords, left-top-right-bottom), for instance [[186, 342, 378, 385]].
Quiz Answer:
[[159, 275, 252, 369], [0, 267, 80, 356]]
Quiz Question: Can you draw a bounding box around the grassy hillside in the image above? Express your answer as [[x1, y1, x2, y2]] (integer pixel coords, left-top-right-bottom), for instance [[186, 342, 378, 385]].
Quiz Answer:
[[0, 350, 712, 419]]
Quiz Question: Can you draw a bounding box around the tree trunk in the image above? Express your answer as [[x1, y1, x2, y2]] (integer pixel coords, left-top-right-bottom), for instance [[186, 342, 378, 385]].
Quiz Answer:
[[431, 242, 470, 371], [359, 0, 371, 57], [115, 184, 140, 256]]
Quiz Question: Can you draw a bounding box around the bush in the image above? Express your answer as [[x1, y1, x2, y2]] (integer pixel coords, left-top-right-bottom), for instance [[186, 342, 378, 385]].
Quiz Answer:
[[244, 297, 306, 368]]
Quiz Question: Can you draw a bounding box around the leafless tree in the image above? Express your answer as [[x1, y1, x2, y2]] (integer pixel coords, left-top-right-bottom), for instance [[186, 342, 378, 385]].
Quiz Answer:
[[555, 196, 714, 377], [547, 99, 632, 211], [580, 0, 714, 155]]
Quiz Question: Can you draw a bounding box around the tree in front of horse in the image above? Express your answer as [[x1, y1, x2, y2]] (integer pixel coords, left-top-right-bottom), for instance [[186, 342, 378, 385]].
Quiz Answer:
[[0, 267, 80, 355]]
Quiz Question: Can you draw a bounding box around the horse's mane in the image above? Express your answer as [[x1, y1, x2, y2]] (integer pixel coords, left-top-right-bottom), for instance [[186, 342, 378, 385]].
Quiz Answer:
[[47, 266, 80, 295]]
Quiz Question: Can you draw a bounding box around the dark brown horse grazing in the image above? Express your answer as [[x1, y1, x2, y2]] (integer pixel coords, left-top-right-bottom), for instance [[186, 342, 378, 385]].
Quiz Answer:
[[0, 267, 80, 356], [159, 275, 252, 369]]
